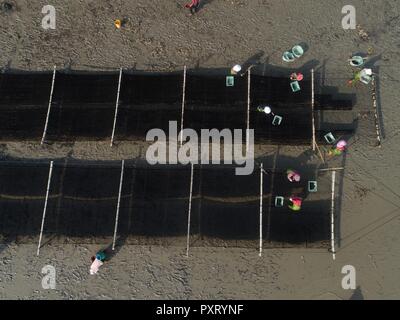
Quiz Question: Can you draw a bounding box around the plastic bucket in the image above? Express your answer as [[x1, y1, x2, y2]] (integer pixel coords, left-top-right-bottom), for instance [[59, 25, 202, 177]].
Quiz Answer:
[[282, 51, 295, 62], [349, 56, 365, 67], [272, 115, 283, 126], [292, 45, 304, 58], [226, 76, 234, 87], [290, 81, 301, 92], [308, 181, 318, 192], [275, 196, 284, 207], [360, 74, 372, 84], [324, 132, 336, 144]]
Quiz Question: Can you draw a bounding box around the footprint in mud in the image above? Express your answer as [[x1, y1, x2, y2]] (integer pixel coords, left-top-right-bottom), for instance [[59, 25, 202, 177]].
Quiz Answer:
[[355, 184, 370, 199]]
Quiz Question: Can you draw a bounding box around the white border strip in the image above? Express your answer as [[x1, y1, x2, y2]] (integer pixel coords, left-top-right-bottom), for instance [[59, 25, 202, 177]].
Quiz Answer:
[[112, 160, 125, 250], [41, 66, 57, 145], [180, 66, 187, 146], [259, 163, 263, 257], [186, 163, 194, 257], [110, 68, 123, 147], [331, 170, 336, 260], [311, 69, 316, 151], [37, 161, 54, 256]]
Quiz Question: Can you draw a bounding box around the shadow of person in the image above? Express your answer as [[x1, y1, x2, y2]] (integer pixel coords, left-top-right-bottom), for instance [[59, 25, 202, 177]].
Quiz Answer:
[[349, 286, 364, 300], [364, 54, 382, 69], [0, 237, 12, 255], [101, 236, 128, 262], [239, 50, 266, 75], [199, 0, 216, 10]]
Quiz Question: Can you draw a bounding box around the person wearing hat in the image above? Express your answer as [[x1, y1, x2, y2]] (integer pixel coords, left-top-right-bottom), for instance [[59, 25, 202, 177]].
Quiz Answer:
[[349, 68, 373, 86], [287, 169, 301, 183], [328, 140, 347, 156], [257, 105, 273, 115], [289, 197, 302, 211], [230, 64, 242, 75], [290, 73, 304, 81], [89, 250, 107, 275], [96, 250, 106, 262]]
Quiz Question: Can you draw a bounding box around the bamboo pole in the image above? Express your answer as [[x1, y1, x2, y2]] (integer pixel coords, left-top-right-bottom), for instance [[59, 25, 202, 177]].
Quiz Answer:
[[319, 167, 344, 172], [371, 77, 382, 147], [41, 66, 57, 145], [180, 66, 187, 146], [311, 69, 316, 151], [110, 68, 123, 147], [315, 142, 325, 164], [259, 163, 263, 257], [246, 68, 251, 152], [37, 161, 54, 256], [186, 163, 194, 257], [112, 160, 125, 250], [331, 170, 336, 260]]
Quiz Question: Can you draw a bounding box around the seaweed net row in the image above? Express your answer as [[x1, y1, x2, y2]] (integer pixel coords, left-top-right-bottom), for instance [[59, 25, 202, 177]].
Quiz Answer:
[[0, 160, 332, 248], [0, 71, 356, 144]]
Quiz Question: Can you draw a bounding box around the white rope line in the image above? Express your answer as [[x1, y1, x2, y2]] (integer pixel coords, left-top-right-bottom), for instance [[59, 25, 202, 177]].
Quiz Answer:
[[37, 161, 54, 256], [41, 66, 56, 145], [110, 67, 123, 147]]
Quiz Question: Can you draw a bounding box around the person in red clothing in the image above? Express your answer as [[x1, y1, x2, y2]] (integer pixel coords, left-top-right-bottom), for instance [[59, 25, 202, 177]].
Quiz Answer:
[[185, 0, 201, 15]]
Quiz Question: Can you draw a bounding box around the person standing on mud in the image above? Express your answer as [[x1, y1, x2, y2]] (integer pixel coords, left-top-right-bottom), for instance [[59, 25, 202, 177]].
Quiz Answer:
[[185, 0, 201, 15], [89, 250, 107, 275]]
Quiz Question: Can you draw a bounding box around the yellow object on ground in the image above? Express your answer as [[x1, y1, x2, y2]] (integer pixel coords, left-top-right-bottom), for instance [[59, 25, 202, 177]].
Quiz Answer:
[[114, 19, 122, 29]]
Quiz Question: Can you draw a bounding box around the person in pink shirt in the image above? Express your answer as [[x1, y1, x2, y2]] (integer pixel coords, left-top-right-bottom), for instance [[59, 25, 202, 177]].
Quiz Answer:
[[89, 250, 107, 275], [328, 140, 347, 156], [90, 256, 103, 275]]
